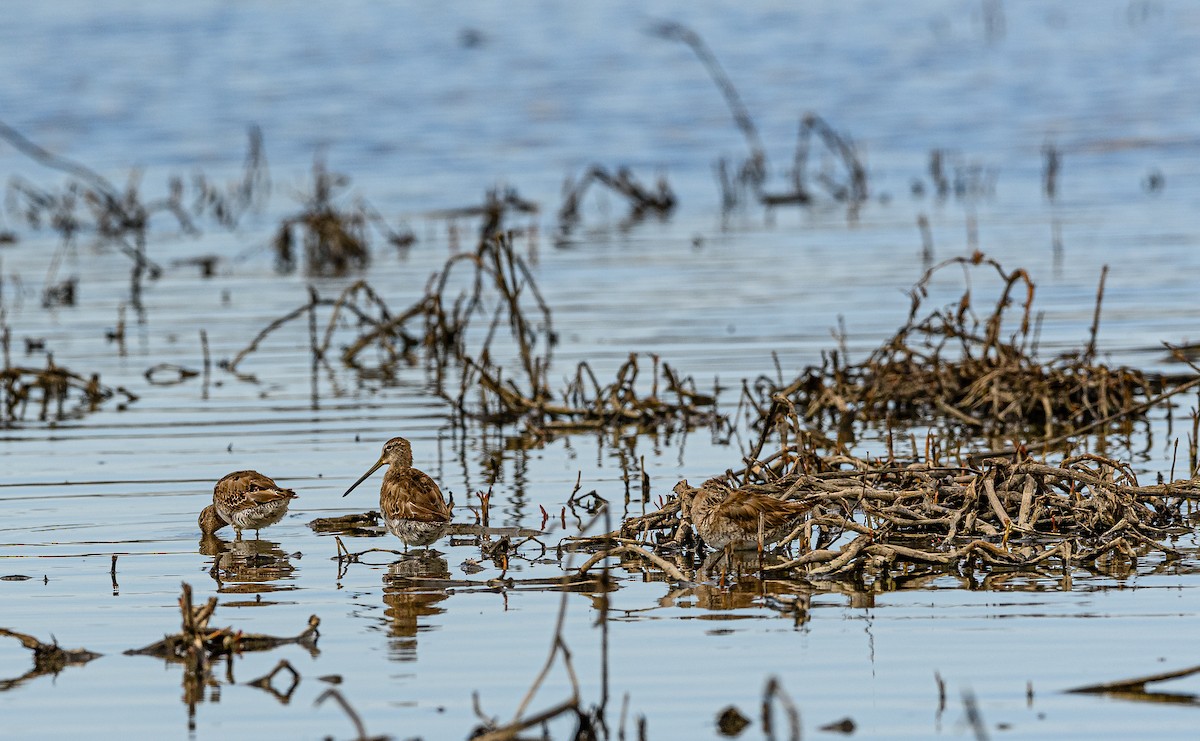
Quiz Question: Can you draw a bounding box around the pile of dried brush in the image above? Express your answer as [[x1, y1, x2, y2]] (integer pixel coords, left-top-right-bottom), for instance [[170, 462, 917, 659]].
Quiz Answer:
[[571, 447, 1200, 584], [756, 254, 1169, 442]]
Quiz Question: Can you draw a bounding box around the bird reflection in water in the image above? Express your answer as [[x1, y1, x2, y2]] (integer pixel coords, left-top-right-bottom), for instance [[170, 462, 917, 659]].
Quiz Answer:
[[200, 534, 296, 597], [382, 552, 451, 662]]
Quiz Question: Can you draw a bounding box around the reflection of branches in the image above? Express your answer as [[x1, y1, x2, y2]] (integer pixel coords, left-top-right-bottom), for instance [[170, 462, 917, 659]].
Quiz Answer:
[[471, 512, 610, 741], [246, 659, 301, 704], [316, 689, 391, 741]]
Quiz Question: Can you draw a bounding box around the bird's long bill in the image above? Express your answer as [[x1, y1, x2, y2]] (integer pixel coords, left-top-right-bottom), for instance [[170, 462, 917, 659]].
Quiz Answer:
[[343, 456, 385, 497]]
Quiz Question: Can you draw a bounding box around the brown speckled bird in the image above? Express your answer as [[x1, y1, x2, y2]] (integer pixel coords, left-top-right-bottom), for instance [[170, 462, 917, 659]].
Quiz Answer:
[[675, 478, 811, 551], [343, 437, 453, 551], [199, 470, 298, 539]]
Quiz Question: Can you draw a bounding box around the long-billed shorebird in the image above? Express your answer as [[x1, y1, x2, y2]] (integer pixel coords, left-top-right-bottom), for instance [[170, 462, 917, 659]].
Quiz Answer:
[[675, 478, 811, 552], [343, 437, 453, 551], [198, 470, 298, 539]]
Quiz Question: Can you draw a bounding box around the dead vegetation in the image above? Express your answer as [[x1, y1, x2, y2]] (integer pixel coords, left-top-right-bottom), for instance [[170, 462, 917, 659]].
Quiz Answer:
[[228, 231, 724, 438], [2, 120, 270, 279], [749, 253, 1175, 445], [0, 628, 101, 692], [125, 583, 319, 729], [570, 443, 1200, 586], [650, 21, 867, 212], [1, 322, 136, 426], [557, 164, 676, 239], [272, 156, 415, 276], [563, 255, 1200, 586]]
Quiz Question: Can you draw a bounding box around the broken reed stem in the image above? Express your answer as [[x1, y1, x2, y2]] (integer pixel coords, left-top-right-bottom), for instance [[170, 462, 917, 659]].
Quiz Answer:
[[761, 677, 801, 741], [650, 22, 766, 174], [1085, 264, 1109, 362], [315, 689, 373, 740]]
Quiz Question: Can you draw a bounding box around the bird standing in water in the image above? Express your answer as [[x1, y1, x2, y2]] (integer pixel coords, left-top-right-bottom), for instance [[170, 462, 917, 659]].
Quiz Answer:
[[199, 470, 297, 539], [343, 437, 453, 551], [675, 478, 811, 552]]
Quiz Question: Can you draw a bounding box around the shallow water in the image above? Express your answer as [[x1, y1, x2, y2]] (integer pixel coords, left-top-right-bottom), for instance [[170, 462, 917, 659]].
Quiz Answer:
[[4, 2, 1200, 739]]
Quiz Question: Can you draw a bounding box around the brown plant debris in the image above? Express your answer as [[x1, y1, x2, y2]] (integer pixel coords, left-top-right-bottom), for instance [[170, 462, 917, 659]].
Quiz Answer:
[[271, 156, 415, 277], [1, 120, 269, 276], [308, 510, 383, 535], [570, 446, 1200, 583], [0, 628, 101, 692], [273, 157, 368, 275], [229, 233, 723, 437], [125, 582, 319, 663], [425, 184, 538, 243], [1069, 663, 1200, 705], [558, 164, 676, 237], [754, 254, 1175, 443], [124, 583, 318, 730], [1, 336, 137, 426]]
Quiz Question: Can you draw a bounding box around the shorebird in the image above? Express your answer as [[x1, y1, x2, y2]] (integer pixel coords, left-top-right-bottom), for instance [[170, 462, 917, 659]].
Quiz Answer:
[[675, 478, 811, 552], [343, 437, 453, 551], [198, 470, 297, 539]]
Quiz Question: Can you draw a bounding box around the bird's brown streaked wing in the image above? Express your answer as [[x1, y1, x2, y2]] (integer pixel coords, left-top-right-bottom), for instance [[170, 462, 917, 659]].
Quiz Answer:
[[215, 471, 296, 509], [382, 470, 451, 523], [715, 490, 811, 528], [241, 486, 297, 504]]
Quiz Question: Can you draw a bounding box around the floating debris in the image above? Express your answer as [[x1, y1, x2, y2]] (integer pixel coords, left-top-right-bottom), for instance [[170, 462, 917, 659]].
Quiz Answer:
[[308, 510, 383, 535], [716, 705, 751, 737], [144, 363, 200, 386], [425, 184, 538, 243], [0, 627, 101, 692], [125, 583, 319, 729], [125, 583, 319, 662], [1069, 663, 1200, 705]]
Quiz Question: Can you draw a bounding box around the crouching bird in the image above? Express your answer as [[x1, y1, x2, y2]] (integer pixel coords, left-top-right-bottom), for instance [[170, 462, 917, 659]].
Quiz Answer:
[[199, 470, 297, 539], [674, 478, 811, 553]]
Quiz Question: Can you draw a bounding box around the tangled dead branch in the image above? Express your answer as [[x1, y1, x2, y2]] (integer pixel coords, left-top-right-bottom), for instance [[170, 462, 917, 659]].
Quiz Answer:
[[273, 156, 413, 276], [0, 628, 101, 692], [754, 254, 1171, 444], [558, 165, 675, 238], [570, 448, 1200, 584], [229, 233, 723, 438], [1, 327, 136, 426]]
